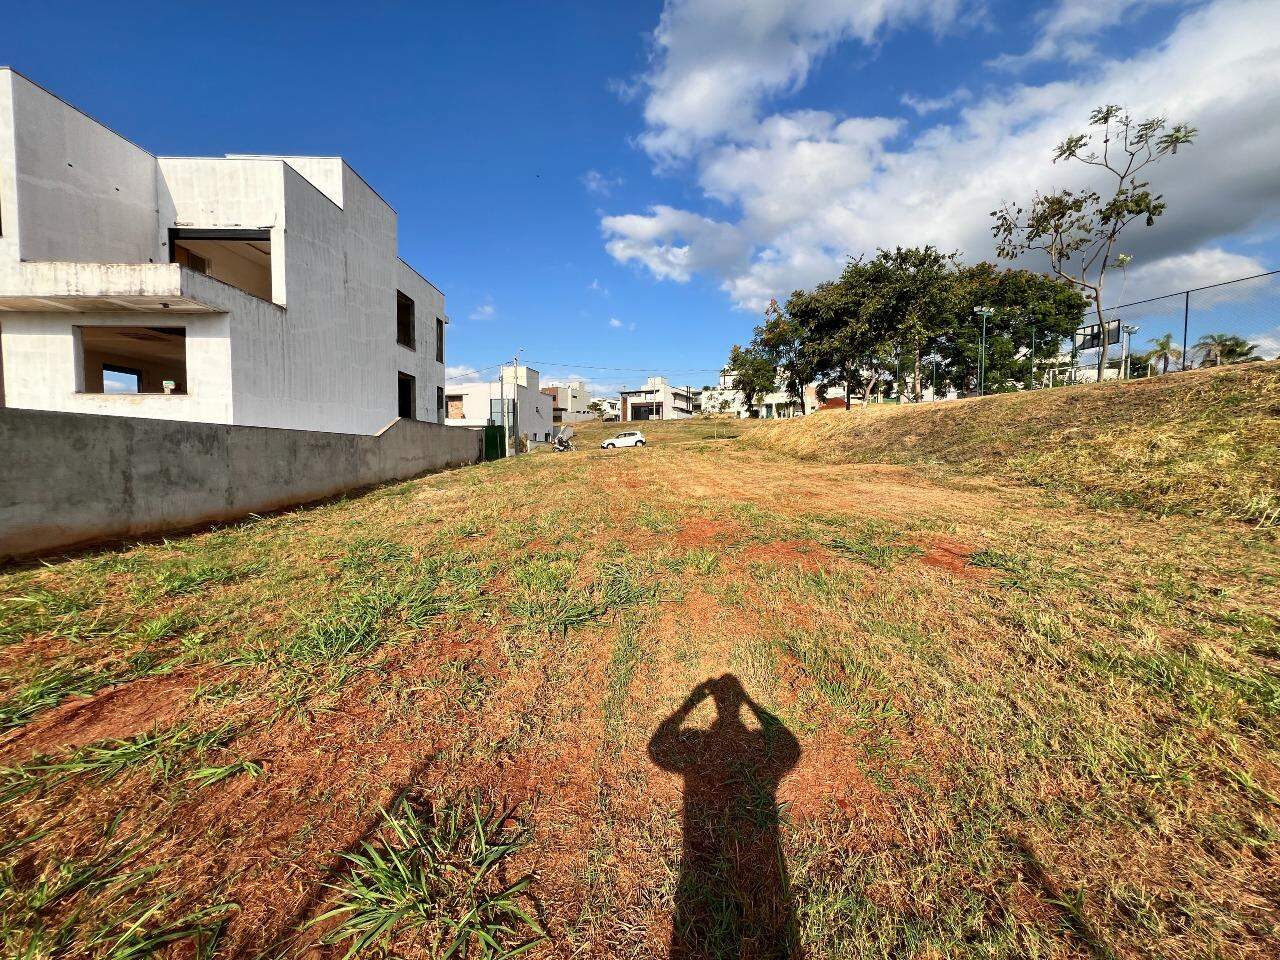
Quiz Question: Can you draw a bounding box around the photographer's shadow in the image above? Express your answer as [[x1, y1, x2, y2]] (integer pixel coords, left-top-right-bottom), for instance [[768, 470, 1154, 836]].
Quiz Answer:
[[648, 674, 802, 959]]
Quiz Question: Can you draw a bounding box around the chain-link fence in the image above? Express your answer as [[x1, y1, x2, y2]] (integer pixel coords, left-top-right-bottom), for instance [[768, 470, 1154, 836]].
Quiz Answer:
[[1056, 269, 1280, 385]]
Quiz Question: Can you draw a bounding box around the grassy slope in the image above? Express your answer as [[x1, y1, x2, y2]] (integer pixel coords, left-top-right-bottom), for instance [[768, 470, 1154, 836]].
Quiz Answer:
[[746, 361, 1280, 525], [0, 392, 1277, 958]]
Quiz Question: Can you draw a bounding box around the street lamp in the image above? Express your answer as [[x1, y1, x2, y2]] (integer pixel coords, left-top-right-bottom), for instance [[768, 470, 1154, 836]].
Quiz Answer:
[[974, 306, 995, 395], [1121, 324, 1139, 380]]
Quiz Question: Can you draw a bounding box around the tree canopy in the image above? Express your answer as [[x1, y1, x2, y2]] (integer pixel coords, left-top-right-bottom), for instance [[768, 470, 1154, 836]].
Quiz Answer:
[[727, 247, 1087, 412]]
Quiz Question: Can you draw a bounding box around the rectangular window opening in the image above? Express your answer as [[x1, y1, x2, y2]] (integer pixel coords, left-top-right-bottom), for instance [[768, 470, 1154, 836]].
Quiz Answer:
[[435, 317, 444, 363], [436, 385, 444, 422], [80, 326, 187, 395], [397, 292, 416, 349], [398, 372, 417, 420], [170, 229, 272, 302], [446, 393, 464, 419]]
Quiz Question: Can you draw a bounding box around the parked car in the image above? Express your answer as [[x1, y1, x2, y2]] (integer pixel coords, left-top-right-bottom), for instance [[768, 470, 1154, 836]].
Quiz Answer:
[[601, 430, 646, 449]]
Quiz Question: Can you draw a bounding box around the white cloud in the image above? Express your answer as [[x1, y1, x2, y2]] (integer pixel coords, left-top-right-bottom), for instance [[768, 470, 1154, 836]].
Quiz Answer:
[[446, 364, 487, 383], [608, 317, 624, 327], [1113, 248, 1272, 305], [634, 0, 971, 161], [992, 0, 1187, 70], [900, 87, 970, 115], [469, 297, 496, 320], [605, 0, 1280, 311], [588, 278, 609, 295], [545, 374, 628, 396], [583, 169, 623, 195], [603, 205, 750, 282]]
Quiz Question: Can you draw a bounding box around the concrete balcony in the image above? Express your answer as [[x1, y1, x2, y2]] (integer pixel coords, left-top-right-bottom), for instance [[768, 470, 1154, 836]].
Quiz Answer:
[[0, 262, 227, 314]]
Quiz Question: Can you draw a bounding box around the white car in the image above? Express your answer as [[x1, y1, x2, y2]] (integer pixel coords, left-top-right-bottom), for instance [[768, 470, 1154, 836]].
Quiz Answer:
[[601, 430, 646, 449]]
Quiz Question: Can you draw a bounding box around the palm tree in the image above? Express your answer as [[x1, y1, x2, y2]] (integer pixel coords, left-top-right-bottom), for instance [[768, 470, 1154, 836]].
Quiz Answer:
[[1193, 333, 1259, 367], [1144, 333, 1183, 375]]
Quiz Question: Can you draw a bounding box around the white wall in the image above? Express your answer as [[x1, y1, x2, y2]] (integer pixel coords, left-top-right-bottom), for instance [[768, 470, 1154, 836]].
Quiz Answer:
[[1, 73, 449, 437], [0, 312, 233, 422], [445, 370, 553, 446], [0, 69, 159, 275], [396, 259, 446, 424]]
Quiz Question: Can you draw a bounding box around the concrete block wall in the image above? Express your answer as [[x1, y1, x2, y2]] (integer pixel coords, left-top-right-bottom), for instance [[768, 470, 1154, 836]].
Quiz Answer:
[[0, 408, 483, 559]]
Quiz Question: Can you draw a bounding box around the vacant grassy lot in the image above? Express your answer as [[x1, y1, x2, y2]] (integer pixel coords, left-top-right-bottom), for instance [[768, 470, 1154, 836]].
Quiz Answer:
[[2, 371, 1278, 959]]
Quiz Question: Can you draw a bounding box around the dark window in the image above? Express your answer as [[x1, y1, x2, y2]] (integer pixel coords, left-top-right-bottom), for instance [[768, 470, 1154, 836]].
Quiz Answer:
[[397, 292, 416, 349], [398, 372, 416, 419], [435, 317, 444, 363], [179, 250, 209, 274], [436, 386, 444, 421]]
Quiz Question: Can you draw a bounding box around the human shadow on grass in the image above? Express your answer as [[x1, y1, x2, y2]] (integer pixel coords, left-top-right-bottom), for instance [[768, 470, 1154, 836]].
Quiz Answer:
[[648, 674, 802, 960]]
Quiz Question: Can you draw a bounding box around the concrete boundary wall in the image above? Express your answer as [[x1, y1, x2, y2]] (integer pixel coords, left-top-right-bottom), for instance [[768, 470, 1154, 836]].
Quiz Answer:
[[0, 408, 483, 560]]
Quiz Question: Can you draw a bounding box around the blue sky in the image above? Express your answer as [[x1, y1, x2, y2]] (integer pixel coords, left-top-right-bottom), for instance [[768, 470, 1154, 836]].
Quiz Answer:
[[7, 1, 1279, 391]]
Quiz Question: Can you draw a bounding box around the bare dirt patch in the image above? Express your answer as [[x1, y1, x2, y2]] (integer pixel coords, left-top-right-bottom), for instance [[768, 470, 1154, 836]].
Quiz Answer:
[[917, 535, 988, 579], [0, 668, 216, 764], [743, 540, 829, 571]]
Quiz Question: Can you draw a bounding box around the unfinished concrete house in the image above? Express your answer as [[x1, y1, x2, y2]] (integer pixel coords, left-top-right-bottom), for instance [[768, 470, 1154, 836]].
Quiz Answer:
[[0, 68, 447, 434]]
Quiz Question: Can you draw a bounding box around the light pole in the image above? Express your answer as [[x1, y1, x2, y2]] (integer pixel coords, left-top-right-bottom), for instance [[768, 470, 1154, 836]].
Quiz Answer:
[[1029, 322, 1036, 390], [974, 306, 994, 396], [1121, 324, 1139, 380]]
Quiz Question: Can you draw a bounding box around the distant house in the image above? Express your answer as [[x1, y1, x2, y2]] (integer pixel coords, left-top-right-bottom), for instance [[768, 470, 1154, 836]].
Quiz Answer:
[[541, 379, 595, 424], [0, 68, 446, 435], [445, 364, 553, 448], [696, 369, 817, 419], [620, 376, 695, 421]]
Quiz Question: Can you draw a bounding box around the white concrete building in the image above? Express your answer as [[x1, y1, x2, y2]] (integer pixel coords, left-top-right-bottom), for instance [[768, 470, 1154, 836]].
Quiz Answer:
[[619, 376, 695, 421], [444, 365, 553, 450], [0, 68, 446, 435], [540, 379, 595, 425], [695, 369, 817, 419]]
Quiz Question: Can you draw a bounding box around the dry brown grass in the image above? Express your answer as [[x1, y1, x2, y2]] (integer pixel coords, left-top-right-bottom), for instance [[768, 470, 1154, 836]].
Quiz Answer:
[[1, 399, 1277, 958], [745, 361, 1280, 526]]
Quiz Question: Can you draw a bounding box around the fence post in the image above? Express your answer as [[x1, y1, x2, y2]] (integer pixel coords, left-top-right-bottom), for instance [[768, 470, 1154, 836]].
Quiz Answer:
[[1181, 290, 1190, 371]]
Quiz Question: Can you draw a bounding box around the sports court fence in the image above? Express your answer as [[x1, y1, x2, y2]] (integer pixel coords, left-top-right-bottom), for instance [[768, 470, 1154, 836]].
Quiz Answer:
[[1053, 269, 1279, 385]]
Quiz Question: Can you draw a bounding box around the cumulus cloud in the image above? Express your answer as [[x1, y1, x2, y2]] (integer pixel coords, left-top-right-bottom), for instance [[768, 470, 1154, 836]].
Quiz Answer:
[[469, 297, 496, 320], [636, 0, 970, 161], [1114, 248, 1272, 305], [604, 0, 1280, 311]]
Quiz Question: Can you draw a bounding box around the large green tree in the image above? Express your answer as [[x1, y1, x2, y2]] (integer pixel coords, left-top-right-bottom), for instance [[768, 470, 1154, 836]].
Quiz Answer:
[[753, 298, 813, 416], [856, 247, 958, 402], [725, 344, 775, 418], [943, 263, 1088, 393]]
